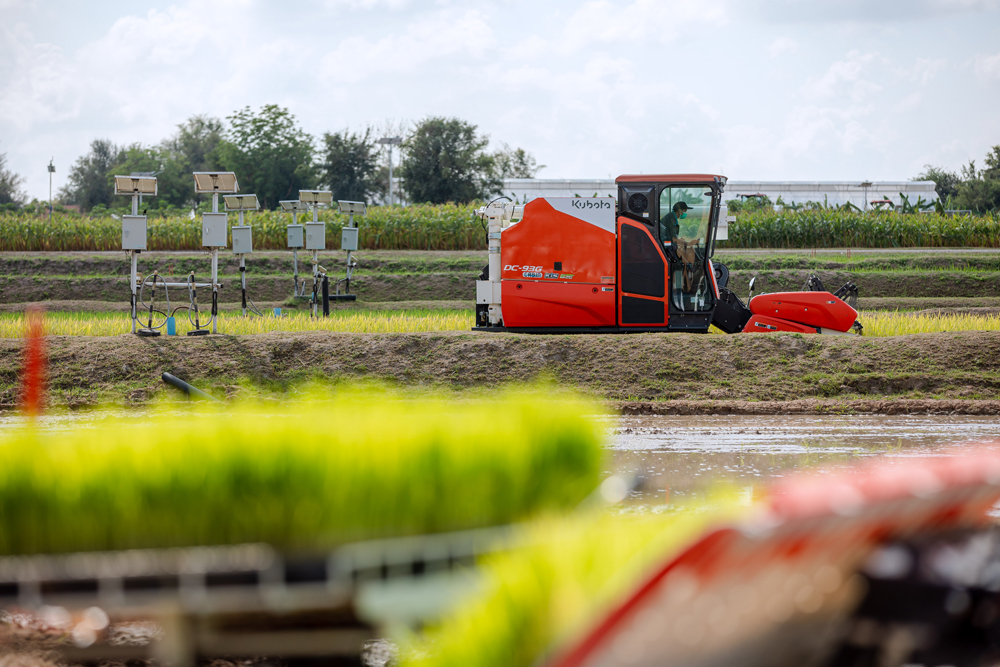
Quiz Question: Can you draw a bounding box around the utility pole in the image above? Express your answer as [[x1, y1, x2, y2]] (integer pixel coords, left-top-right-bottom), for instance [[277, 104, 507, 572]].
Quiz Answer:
[[376, 136, 402, 206], [860, 181, 872, 212], [47, 158, 55, 221]]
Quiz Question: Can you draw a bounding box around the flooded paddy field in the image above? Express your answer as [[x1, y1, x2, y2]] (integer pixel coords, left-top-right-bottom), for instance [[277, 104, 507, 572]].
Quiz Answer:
[[610, 413, 1000, 505], [5, 409, 997, 510]]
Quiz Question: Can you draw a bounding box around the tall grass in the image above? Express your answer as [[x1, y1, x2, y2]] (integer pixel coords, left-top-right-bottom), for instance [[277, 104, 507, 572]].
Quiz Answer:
[[0, 309, 474, 337], [5, 207, 999, 252], [724, 209, 1000, 249], [0, 391, 606, 555], [399, 495, 744, 667], [0, 204, 483, 252]]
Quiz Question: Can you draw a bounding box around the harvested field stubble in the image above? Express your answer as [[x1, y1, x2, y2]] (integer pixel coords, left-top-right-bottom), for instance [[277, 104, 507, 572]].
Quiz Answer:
[[0, 391, 606, 555]]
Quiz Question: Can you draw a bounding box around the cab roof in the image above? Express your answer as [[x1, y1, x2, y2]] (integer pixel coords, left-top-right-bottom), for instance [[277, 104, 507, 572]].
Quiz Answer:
[[615, 174, 727, 184]]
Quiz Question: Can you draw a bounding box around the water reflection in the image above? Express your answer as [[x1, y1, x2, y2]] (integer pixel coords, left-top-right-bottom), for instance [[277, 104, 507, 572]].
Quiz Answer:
[[609, 414, 1000, 505]]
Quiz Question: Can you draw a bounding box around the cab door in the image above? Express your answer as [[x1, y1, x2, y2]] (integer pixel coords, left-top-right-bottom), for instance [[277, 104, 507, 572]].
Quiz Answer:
[[617, 217, 669, 327]]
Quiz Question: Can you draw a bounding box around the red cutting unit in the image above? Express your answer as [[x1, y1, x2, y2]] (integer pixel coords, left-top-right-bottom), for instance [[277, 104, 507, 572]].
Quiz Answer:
[[473, 174, 862, 335]]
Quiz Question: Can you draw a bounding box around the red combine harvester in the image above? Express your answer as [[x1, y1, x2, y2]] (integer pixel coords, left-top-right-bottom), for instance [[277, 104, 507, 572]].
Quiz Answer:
[[473, 174, 861, 335]]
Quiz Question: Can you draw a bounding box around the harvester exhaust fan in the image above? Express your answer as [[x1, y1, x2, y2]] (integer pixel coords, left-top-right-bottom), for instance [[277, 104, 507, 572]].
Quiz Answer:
[[627, 192, 649, 214]]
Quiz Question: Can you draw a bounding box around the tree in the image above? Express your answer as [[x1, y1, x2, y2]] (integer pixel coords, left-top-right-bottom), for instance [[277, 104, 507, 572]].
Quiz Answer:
[[492, 142, 544, 179], [399, 117, 500, 204], [914, 165, 961, 201], [0, 152, 26, 207], [111, 143, 191, 210], [216, 105, 316, 210], [162, 114, 224, 174], [955, 146, 1000, 213], [59, 139, 119, 211], [320, 128, 383, 203]]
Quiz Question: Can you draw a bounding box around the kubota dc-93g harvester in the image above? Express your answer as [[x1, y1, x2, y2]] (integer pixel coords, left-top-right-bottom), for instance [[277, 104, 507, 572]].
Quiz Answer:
[[473, 174, 862, 335]]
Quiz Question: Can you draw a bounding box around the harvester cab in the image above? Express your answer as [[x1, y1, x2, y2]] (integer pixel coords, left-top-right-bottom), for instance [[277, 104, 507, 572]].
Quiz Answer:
[[473, 174, 862, 335]]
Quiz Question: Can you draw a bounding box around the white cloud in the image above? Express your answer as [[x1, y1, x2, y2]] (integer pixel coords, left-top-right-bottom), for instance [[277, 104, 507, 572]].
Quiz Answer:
[[800, 51, 882, 103], [767, 37, 798, 58], [559, 0, 727, 53], [318, 8, 496, 84], [975, 51, 1000, 82]]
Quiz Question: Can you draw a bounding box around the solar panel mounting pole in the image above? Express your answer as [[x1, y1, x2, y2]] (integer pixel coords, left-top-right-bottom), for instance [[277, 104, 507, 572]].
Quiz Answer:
[[377, 137, 402, 206], [312, 202, 319, 318], [47, 159, 54, 223]]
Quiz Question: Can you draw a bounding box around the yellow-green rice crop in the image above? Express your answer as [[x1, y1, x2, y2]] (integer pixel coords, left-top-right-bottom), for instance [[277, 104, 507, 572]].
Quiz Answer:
[[0, 309, 474, 337], [399, 494, 744, 667], [0, 390, 606, 555], [857, 310, 1000, 337], [4, 309, 996, 339]]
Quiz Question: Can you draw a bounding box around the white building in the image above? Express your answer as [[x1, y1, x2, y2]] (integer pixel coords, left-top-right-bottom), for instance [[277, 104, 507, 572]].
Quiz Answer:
[[499, 179, 939, 209]]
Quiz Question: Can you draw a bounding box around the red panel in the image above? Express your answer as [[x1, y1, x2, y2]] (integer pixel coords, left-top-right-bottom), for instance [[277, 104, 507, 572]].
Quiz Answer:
[[744, 314, 819, 334], [749, 292, 857, 331], [617, 218, 668, 327], [501, 198, 616, 285], [501, 281, 616, 327]]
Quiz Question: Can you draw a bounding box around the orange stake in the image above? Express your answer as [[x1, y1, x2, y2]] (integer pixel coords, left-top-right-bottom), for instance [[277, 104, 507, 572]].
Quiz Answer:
[[20, 306, 47, 418]]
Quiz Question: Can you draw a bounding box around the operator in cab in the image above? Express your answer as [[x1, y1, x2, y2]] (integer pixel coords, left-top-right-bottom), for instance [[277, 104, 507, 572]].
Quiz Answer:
[[659, 201, 689, 245]]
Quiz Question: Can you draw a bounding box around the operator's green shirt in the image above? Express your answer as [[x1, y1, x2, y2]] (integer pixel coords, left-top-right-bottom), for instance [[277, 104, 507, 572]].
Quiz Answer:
[[659, 212, 680, 244]]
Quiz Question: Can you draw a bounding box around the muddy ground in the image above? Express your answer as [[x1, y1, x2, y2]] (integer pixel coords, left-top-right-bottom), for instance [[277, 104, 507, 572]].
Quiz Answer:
[[2, 330, 999, 413], [4, 250, 1000, 304]]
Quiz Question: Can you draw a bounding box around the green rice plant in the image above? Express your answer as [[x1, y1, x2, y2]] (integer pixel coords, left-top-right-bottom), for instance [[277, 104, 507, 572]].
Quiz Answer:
[[399, 494, 744, 667], [0, 390, 607, 555], [0, 309, 475, 338]]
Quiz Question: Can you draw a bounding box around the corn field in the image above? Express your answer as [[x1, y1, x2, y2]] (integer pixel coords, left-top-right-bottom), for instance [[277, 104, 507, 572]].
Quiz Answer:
[[0, 203, 483, 252], [4, 207, 1000, 252], [0, 391, 606, 555], [724, 209, 1000, 248]]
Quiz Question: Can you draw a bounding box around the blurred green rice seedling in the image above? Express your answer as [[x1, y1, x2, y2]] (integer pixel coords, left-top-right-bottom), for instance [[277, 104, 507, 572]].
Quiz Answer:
[[398, 493, 744, 667], [0, 391, 606, 555]]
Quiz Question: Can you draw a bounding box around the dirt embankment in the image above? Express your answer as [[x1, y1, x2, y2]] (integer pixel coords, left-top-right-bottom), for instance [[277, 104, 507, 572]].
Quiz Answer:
[[2, 330, 999, 413], [0, 274, 475, 304]]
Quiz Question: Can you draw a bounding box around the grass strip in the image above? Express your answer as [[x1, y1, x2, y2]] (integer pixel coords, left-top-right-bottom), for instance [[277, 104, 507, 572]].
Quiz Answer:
[[0, 391, 606, 555]]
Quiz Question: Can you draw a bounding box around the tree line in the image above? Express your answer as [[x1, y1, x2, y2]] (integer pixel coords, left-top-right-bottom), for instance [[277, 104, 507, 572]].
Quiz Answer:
[[915, 145, 1000, 213], [0, 105, 543, 213]]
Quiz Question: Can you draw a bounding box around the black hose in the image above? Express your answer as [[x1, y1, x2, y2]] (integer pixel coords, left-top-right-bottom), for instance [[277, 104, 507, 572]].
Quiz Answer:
[[161, 372, 221, 402], [322, 274, 330, 317]]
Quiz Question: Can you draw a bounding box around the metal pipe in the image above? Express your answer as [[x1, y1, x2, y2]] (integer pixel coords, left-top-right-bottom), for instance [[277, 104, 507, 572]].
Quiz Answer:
[[322, 274, 329, 317], [211, 248, 219, 333], [240, 254, 247, 317], [130, 251, 138, 334], [311, 249, 319, 318], [161, 372, 221, 402]]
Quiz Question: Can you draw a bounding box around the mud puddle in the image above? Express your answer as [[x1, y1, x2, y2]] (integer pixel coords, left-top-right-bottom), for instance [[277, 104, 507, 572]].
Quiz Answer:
[[608, 414, 1000, 505]]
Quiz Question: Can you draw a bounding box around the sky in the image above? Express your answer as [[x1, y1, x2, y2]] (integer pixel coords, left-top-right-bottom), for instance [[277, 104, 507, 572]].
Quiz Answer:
[[1, 0, 999, 200]]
